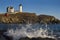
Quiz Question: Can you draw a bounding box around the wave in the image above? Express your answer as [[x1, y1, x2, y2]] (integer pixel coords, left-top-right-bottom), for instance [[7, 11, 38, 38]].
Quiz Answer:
[[3, 23, 60, 40]]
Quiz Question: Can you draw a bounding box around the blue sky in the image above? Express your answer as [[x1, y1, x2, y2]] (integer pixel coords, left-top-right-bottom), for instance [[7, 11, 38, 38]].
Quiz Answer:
[[0, 0, 60, 19]]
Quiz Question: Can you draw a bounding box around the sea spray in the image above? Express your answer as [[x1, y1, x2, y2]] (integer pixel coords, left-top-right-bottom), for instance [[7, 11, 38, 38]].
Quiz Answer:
[[4, 23, 55, 40]]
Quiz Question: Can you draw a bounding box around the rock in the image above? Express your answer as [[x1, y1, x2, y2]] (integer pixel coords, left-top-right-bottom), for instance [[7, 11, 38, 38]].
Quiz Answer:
[[19, 37, 55, 40], [0, 13, 60, 24], [38, 15, 60, 24], [2, 35, 13, 40]]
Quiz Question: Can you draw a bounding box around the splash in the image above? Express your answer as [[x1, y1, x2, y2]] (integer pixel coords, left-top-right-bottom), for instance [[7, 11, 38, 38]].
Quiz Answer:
[[4, 23, 55, 40]]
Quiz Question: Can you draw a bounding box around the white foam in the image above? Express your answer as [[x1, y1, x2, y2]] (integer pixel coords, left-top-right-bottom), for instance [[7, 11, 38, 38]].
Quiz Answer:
[[4, 23, 55, 40]]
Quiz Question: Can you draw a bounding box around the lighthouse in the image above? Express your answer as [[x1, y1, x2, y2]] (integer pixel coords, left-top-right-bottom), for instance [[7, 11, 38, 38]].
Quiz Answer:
[[19, 4, 23, 12], [6, 4, 23, 13]]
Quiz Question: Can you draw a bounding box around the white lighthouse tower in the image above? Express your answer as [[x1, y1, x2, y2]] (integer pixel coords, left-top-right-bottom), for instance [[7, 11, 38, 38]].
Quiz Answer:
[[19, 4, 23, 12]]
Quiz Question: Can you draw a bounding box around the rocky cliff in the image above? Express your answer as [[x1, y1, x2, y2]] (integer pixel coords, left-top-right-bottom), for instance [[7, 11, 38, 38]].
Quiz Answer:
[[0, 12, 60, 24], [38, 15, 60, 24]]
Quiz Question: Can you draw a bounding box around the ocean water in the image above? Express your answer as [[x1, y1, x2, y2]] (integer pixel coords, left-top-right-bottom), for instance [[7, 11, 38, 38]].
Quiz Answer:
[[0, 23, 60, 40]]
